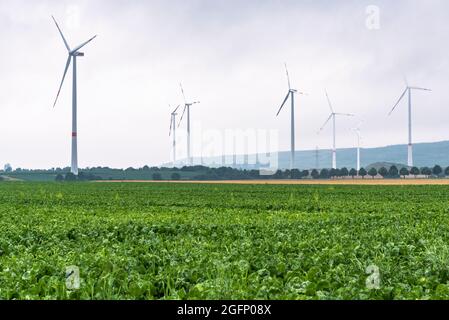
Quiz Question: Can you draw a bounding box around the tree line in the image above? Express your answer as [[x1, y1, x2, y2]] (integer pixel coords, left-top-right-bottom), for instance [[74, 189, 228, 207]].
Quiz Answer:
[[306, 165, 446, 180], [112, 164, 449, 181], [2, 164, 447, 182]]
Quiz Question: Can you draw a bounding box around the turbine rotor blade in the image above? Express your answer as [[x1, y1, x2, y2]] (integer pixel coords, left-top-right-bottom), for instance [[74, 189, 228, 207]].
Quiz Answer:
[[172, 104, 180, 113], [284, 63, 291, 90], [388, 87, 408, 116], [53, 55, 72, 108], [276, 92, 290, 116], [409, 86, 431, 91], [319, 114, 333, 132], [325, 89, 334, 113], [180, 83, 186, 104], [71, 35, 97, 53], [335, 113, 355, 117], [169, 104, 174, 136], [52, 16, 70, 51], [178, 105, 187, 127]]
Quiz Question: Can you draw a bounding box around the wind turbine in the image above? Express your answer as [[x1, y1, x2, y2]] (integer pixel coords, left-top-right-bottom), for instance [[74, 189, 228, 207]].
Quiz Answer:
[[319, 90, 354, 169], [169, 105, 180, 166], [51, 16, 97, 176], [178, 83, 200, 166], [275, 63, 305, 170], [388, 79, 431, 167]]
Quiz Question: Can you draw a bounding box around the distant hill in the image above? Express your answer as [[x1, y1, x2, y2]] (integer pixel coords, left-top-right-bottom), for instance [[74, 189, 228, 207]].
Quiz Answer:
[[170, 140, 449, 170]]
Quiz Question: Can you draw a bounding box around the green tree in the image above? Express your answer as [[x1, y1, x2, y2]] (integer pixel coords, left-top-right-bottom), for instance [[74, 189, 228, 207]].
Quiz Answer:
[[340, 167, 349, 178], [329, 168, 338, 179], [171, 172, 181, 180], [291, 169, 301, 179], [311, 169, 319, 179], [152, 173, 162, 180], [55, 174, 64, 182], [368, 168, 378, 179], [421, 167, 431, 178], [273, 170, 284, 179], [65, 173, 77, 181], [433, 165, 443, 177], [388, 166, 399, 178], [349, 168, 357, 178], [335, 168, 342, 178], [359, 168, 367, 179], [399, 167, 409, 179], [410, 167, 420, 178], [378, 167, 388, 178], [301, 170, 310, 179], [77, 172, 88, 181], [319, 169, 330, 179]]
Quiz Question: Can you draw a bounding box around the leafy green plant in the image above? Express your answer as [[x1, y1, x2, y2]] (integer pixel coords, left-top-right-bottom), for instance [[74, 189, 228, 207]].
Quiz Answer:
[[1, 182, 449, 300]]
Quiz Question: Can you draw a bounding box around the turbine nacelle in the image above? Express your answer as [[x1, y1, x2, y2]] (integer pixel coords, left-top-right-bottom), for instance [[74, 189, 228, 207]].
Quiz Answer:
[[171, 105, 180, 115], [186, 101, 200, 107], [319, 90, 354, 132]]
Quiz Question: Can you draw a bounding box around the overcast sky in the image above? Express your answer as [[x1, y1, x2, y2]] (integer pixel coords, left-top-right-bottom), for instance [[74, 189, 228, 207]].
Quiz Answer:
[[1, 0, 448, 169]]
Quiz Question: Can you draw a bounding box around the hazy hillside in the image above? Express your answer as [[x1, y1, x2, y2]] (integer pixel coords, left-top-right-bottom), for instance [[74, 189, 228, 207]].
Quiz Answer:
[[174, 140, 449, 170]]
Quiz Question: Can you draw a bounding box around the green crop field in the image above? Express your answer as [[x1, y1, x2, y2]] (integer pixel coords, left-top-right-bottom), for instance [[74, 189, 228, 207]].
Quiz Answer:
[[1, 182, 449, 300]]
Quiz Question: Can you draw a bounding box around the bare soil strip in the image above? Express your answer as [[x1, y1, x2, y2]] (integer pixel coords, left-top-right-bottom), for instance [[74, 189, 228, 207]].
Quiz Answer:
[[96, 179, 449, 185]]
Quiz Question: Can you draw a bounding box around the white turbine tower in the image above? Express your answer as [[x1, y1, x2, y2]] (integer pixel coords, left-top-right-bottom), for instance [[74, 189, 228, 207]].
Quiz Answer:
[[275, 63, 305, 170], [319, 90, 354, 169], [178, 83, 200, 166], [52, 16, 96, 176], [388, 80, 431, 167], [169, 105, 180, 167]]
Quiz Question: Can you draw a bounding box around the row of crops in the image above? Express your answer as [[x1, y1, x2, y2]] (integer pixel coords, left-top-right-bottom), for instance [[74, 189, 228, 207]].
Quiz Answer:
[[1, 182, 449, 299]]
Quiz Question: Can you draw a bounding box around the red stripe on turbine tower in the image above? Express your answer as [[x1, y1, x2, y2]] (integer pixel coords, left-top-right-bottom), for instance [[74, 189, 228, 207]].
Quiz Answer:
[[72, 132, 77, 137]]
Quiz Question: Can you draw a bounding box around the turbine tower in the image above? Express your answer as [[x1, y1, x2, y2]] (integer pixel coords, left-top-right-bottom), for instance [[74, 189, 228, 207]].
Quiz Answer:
[[388, 80, 431, 167], [178, 83, 200, 166], [275, 63, 305, 170], [52, 16, 96, 176], [351, 124, 362, 172], [319, 90, 354, 169], [169, 105, 180, 166]]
